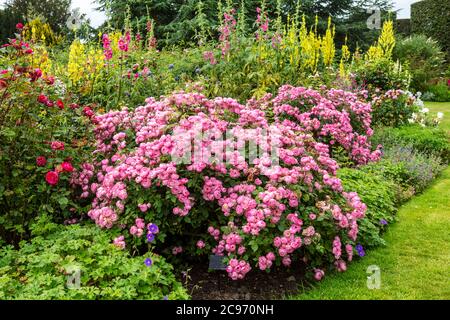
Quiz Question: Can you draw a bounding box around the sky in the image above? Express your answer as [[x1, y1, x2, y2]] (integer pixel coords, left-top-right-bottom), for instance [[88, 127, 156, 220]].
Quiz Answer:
[[1, 0, 419, 27]]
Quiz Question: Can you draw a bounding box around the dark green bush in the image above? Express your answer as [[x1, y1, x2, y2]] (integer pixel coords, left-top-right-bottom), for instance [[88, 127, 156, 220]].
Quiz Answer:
[[338, 168, 396, 248], [411, 0, 450, 59], [0, 217, 189, 300], [353, 57, 410, 93], [372, 125, 450, 163]]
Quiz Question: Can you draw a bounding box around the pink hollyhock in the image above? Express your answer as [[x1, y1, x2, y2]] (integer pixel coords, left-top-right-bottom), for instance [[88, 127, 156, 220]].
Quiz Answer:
[[61, 162, 74, 172], [16, 23, 24, 30], [36, 156, 47, 167], [45, 171, 59, 186]]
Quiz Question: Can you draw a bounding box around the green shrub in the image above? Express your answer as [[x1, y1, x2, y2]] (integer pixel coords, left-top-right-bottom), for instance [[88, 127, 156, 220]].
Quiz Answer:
[[393, 35, 446, 92], [338, 168, 396, 248], [353, 58, 410, 93], [370, 89, 418, 127], [372, 125, 450, 162], [381, 144, 445, 193], [424, 83, 450, 102], [0, 218, 189, 300], [360, 160, 416, 204]]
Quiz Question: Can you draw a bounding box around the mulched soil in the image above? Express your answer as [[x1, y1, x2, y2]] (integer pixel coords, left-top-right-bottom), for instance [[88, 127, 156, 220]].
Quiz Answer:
[[182, 262, 309, 300]]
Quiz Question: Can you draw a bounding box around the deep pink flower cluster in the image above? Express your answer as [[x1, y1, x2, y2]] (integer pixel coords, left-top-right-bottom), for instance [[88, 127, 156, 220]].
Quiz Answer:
[[203, 51, 217, 65], [226, 258, 251, 280], [219, 10, 236, 57], [255, 7, 270, 40], [102, 34, 113, 61], [118, 32, 131, 52], [77, 87, 375, 280], [273, 85, 381, 164]]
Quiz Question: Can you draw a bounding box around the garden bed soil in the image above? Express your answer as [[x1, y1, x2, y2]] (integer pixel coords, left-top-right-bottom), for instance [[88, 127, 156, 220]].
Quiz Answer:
[[182, 262, 309, 300]]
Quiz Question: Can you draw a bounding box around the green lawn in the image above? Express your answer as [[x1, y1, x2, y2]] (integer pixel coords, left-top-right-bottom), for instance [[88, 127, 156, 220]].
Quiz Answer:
[[292, 101, 450, 300]]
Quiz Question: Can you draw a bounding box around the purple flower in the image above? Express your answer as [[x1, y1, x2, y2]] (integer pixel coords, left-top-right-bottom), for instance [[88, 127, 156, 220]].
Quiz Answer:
[[148, 223, 159, 234], [355, 244, 365, 257], [144, 258, 153, 267], [147, 233, 155, 242], [380, 219, 388, 225]]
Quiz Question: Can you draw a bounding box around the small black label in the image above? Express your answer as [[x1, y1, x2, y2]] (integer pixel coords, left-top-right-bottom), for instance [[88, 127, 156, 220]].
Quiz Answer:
[[208, 254, 227, 270]]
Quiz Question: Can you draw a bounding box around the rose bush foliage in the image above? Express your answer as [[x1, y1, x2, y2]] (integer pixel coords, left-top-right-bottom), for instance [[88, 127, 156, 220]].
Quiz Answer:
[[0, 32, 94, 243]]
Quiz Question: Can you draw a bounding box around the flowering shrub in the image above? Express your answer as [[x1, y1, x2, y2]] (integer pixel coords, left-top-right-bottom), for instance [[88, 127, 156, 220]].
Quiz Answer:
[[74, 86, 381, 281], [272, 85, 381, 165], [370, 89, 418, 127], [0, 30, 93, 243]]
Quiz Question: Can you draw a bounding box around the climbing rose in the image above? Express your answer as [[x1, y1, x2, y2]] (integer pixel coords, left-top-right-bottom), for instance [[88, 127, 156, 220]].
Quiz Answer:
[[45, 171, 59, 185]]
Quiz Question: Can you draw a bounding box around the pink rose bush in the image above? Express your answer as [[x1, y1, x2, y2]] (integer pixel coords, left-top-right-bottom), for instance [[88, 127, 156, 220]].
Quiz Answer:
[[73, 86, 378, 280]]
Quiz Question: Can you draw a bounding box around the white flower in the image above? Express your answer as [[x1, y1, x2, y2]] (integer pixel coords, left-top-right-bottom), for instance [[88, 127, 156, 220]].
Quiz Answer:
[[421, 108, 429, 113], [408, 118, 415, 123], [437, 112, 444, 119], [411, 113, 417, 120]]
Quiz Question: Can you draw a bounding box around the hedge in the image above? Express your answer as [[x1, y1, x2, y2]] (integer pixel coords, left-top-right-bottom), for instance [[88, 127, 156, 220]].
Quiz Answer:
[[411, 0, 450, 57]]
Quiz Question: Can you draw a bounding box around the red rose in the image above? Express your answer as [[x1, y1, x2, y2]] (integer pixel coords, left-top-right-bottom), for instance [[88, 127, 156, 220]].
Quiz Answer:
[[36, 156, 47, 167], [61, 161, 74, 172], [50, 141, 65, 151], [45, 171, 59, 186], [46, 100, 54, 107], [30, 68, 42, 82], [56, 99, 64, 109], [45, 76, 55, 85], [25, 49, 33, 54], [69, 103, 79, 109], [16, 23, 24, 30], [83, 106, 94, 117], [38, 94, 48, 104]]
